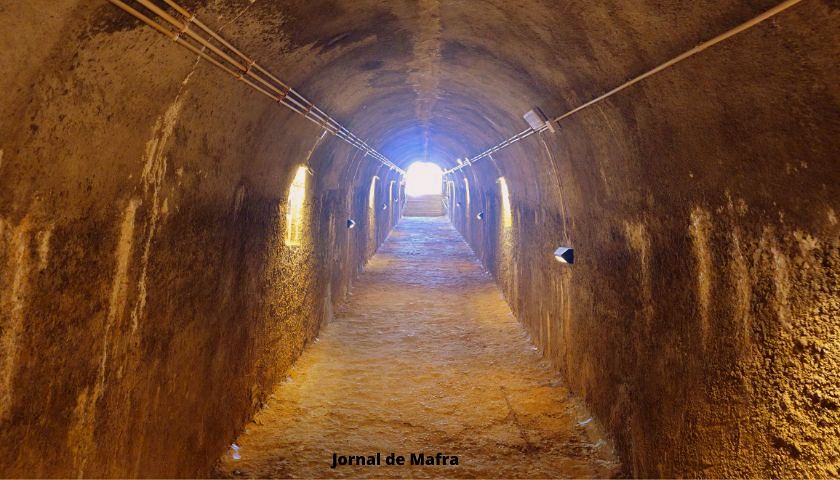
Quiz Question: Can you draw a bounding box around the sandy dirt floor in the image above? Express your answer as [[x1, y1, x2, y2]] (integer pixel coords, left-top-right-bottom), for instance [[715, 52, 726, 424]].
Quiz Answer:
[[215, 217, 620, 478]]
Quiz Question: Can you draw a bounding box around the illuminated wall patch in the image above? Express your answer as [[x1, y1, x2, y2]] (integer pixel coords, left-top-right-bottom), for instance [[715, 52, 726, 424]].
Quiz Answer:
[[284, 166, 308, 246], [368, 176, 379, 244], [369, 176, 379, 210], [463, 177, 470, 210], [498, 177, 512, 229], [389, 180, 396, 207]]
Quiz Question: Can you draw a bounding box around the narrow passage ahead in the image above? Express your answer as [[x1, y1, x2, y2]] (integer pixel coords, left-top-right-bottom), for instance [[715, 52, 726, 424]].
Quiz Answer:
[[216, 217, 619, 478]]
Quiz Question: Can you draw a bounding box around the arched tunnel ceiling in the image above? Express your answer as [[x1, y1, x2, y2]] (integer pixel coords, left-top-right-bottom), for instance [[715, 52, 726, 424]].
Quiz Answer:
[[163, 0, 785, 170]]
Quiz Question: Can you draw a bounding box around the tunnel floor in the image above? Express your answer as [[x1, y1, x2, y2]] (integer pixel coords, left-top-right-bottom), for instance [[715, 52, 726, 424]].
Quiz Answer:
[[215, 217, 620, 478]]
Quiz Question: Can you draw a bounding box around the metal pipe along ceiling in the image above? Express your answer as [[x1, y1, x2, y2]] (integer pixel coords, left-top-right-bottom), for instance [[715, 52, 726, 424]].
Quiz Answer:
[[108, 0, 405, 174], [442, 0, 804, 176]]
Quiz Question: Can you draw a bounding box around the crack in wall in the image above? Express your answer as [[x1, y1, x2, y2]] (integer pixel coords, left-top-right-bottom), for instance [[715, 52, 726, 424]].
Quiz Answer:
[[131, 95, 185, 333], [217, 0, 260, 30]]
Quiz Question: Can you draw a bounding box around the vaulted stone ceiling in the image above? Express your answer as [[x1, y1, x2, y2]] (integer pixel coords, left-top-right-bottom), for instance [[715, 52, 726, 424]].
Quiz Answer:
[[142, 0, 788, 169]]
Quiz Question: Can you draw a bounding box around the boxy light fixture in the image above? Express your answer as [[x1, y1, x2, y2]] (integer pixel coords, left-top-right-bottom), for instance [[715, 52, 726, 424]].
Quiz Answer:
[[554, 246, 574, 264], [347, 219, 356, 229], [523, 107, 555, 133]]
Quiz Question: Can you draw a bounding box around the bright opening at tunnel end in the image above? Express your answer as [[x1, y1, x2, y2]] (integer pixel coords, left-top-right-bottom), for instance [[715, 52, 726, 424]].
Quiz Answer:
[[404, 162, 443, 197]]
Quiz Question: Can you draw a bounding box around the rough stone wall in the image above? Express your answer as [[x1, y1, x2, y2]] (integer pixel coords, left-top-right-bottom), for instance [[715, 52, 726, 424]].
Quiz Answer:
[[452, 2, 839, 477], [0, 1, 400, 476]]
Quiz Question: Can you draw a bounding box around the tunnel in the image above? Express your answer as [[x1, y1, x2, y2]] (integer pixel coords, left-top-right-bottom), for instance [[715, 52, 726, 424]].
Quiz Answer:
[[0, 0, 838, 477]]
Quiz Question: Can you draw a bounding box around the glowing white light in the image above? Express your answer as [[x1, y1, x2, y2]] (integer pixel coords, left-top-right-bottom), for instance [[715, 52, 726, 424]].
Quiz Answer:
[[463, 177, 470, 209], [285, 165, 308, 246], [405, 162, 443, 197], [368, 176, 379, 209], [498, 177, 512, 229]]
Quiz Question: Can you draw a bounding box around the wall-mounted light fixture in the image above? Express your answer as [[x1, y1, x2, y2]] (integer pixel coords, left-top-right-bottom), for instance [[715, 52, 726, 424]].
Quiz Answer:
[[382, 203, 388, 210], [347, 219, 356, 229], [523, 107, 556, 133], [554, 246, 574, 264], [456, 202, 462, 207], [476, 212, 485, 220]]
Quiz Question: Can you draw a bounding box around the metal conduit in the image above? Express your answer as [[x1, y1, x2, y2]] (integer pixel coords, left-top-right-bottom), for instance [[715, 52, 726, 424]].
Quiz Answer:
[[443, 0, 803, 175], [108, 0, 404, 174]]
